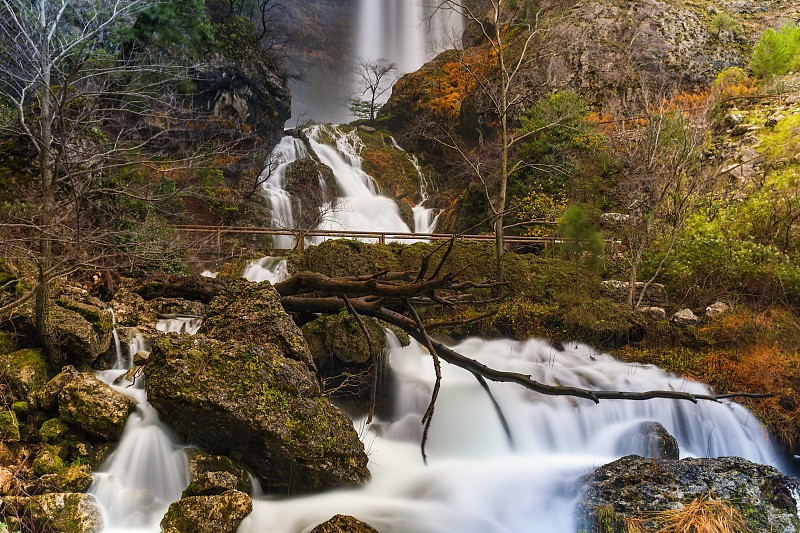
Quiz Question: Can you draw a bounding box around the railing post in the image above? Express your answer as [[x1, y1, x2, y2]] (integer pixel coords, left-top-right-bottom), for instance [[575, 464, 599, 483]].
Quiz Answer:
[[297, 236, 304, 253], [379, 234, 385, 245], [216, 228, 221, 259]]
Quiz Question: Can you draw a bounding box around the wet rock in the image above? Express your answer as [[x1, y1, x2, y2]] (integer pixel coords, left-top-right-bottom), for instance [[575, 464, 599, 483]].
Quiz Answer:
[[9, 492, 104, 533], [302, 311, 386, 364], [185, 447, 252, 494], [614, 421, 679, 460], [576, 455, 800, 532], [36, 365, 79, 411], [39, 418, 70, 443], [281, 159, 341, 228], [147, 282, 369, 494], [50, 304, 112, 367], [671, 308, 700, 327], [311, 514, 380, 532], [160, 489, 252, 533], [0, 410, 20, 442], [705, 301, 731, 318], [0, 348, 48, 404], [38, 465, 94, 493], [133, 350, 149, 365], [58, 372, 136, 440], [183, 471, 239, 497]]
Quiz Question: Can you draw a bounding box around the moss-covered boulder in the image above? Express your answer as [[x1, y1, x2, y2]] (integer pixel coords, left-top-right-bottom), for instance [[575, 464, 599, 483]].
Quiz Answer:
[[146, 282, 369, 494], [0, 348, 48, 404], [198, 280, 316, 373], [39, 418, 71, 443], [282, 159, 341, 228], [49, 304, 112, 368], [302, 311, 386, 364], [38, 464, 93, 493], [0, 410, 20, 442], [58, 372, 136, 440], [8, 492, 104, 533], [311, 514, 380, 533], [36, 365, 79, 411], [576, 455, 800, 533], [160, 489, 252, 533], [32, 445, 65, 476]]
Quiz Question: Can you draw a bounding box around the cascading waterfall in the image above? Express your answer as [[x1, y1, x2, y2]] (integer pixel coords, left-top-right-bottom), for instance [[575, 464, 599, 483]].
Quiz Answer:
[[92, 320, 194, 532], [355, 0, 464, 76], [238, 333, 782, 533]]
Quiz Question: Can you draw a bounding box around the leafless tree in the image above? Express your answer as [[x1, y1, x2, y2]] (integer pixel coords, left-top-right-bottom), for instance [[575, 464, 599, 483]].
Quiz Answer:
[[0, 0, 228, 362], [349, 57, 397, 125]]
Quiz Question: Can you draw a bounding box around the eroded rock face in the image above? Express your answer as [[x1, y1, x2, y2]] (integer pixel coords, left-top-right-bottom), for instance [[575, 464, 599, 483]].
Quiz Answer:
[[57, 372, 136, 440], [576, 455, 800, 533], [160, 489, 252, 533], [146, 282, 369, 494], [310, 514, 380, 533]]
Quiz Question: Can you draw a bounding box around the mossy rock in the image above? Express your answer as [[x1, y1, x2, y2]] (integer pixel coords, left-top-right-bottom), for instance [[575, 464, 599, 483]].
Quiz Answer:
[[39, 418, 71, 443], [185, 447, 252, 494], [11, 401, 29, 416], [310, 514, 379, 533], [183, 471, 239, 497], [33, 445, 65, 476], [39, 464, 94, 493], [302, 310, 386, 364], [0, 348, 48, 404], [55, 297, 113, 337], [0, 410, 20, 442], [36, 365, 79, 411], [160, 489, 252, 533], [57, 372, 136, 441], [12, 492, 104, 533]]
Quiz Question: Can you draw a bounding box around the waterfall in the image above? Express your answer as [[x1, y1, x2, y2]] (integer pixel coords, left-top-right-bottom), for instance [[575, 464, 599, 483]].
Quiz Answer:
[[243, 256, 289, 284], [92, 319, 198, 532], [355, 0, 464, 75], [239, 333, 782, 533]]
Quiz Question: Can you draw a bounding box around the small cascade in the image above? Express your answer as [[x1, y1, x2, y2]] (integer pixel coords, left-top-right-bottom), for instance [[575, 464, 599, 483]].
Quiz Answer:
[[259, 136, 310, 249], [155, 316, 202, 335], [240, 334, 783, 533], [92, 318, 199, 531], [388, 136, 440, 234], [243, 256, 289, 284]]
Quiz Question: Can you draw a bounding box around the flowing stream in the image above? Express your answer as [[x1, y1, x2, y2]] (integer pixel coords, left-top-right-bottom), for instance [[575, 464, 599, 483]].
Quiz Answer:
[[237, 333, 781, 533]]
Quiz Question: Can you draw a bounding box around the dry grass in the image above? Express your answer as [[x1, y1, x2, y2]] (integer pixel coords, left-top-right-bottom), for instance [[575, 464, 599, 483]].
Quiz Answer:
[[654, 496, 749, 533]]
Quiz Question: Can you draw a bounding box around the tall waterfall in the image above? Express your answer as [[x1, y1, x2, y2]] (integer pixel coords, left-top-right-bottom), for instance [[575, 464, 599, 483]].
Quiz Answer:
[[356, 0, 464, 75], [239, 334, 782, 533]]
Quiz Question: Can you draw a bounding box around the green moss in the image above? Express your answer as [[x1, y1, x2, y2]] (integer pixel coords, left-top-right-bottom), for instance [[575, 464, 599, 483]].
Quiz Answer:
[[0, 331, 15, 354], [33, 445, 65, 476], [11, 401, 29, 416], [39, 418, 70, 443], [0, 410, 20, 442], [56, 298, 113, 336]]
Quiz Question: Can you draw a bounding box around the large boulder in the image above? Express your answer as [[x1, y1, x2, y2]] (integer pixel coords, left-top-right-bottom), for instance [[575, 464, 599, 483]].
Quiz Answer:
[[576, 455, 800, 533], [160, 489, 252, 533], [50, 303, 113, 367], [58, 372, 136, 440], [0, 348, 48, 404], [185, 447, 252, 494], [311, 514, 380, 533], [614, 421, 679, 460], [146, 281, 369, 494]]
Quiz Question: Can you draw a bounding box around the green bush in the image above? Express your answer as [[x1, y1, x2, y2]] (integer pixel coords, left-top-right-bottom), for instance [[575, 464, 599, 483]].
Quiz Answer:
[[749, 24, 800, 79]]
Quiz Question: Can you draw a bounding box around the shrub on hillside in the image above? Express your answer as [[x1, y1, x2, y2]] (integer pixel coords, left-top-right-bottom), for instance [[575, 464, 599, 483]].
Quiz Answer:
[[749, 24, 800, 79]]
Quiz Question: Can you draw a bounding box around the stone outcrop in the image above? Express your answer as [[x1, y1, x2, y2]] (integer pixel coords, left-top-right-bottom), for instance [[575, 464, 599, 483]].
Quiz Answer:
[[57, 372, 136, 440], [185, 447, 252, 495], [310, 514, 380, 533], [302, 311, 386, 365], [145, 281, 370, 494], [705, 301, 731, 318], [576, 455, 800, 533]]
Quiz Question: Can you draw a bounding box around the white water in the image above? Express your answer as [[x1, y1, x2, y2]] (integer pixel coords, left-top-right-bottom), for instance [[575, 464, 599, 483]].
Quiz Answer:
[[155, 317, 202, 335], [239, 333, 781, 533], [92, 321, 192, 532], [355, 0, 464, 78], [243, 256, 289, 284]]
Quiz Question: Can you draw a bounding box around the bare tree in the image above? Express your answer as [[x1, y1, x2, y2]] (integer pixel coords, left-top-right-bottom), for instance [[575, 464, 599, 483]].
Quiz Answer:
[[612, 93, 717, 309], [430, 0, 547, 279], [349, 57, 397, 125], [0, 0, 225, 362]]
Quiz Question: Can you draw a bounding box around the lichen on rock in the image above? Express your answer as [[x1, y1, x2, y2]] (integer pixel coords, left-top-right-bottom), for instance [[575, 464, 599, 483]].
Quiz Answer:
[[57, 372, 136, 440]]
